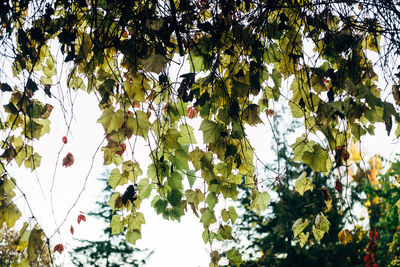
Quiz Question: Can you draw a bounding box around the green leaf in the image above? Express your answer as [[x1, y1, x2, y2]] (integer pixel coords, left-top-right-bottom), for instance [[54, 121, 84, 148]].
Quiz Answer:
[[171, 148, 189, 170], [168, 172, 183, 190], [143, 54, 168, 74], [231, 122, 244, 139], [200, 120, 222, 144], [108, 168, 125, 190], [138, 178, 154, 199], [292, 218, 309, 238], [186, 189, 204, 209], [179, 124, 197, 145], [188, 147, 204, 171], [24, 152, 42, 171], [201, 208, 216, 227], [164, 128, 182, 150], [126, 230, 141, 245], [302, 144, 331, 173], [189, 55, 204, 72], [128, 212, 146, 231], [295, 172, 313, 196], [290, 135, 316, 162], [313, 225, 326, 241], [186, 170, 196, 189], [97, 109, 124, 134], [226, 248, 243, 266], [228, 206, 238, 223], [167, 189, 182, 206], [206, 192, 218, 210], [1, 203, 21, 228], [218, 224, 233, 240], [123, 74, 150, 102], [315, 212, 330, 233], [250, 190, 270, 212], [243, 104, 263, 125], [110, 214, 124, 235], [131, 110, 150, 139]]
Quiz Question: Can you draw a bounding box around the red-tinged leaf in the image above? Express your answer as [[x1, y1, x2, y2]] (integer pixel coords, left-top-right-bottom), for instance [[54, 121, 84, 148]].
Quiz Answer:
[[62, 136, 68, 144], [335, 180, 342, 193], [77, 214, 86, 224], [187, 106, 199, 119], [116, 143, 126, 155], [53, 244, 64, 254], [369, 229, 378, 241], [62, 153, 74, 167], [265, 109, 274, 116], [70, 226, 74, 235], [372, 263, 378, 267]]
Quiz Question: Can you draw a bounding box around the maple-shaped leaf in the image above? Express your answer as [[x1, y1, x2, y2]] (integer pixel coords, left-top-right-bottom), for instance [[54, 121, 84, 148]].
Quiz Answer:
[[292, 218, 309, 238], [70, 226, 74, 235], [27, 227, 44, 262], [312, 225, 326, 241], [110, 214, 124, 235], [77, 214, 86, 224], [128, 110, 150, 139], [97, 109, 125, 134], [123, 74, 150, 102], [200, 120, 222, 144], [315, 212, 330, 233], [143, 54, 169, 74], [226, 248, 243, 266], [126, 230, 141, 245], [302, 143, 331, 173], [295, 172, 313, 196], [53, 243, 64, 254], [243, 104, 263, 125], [186, 189, 204, 209], [127, 212, 146, 231], [137, 178, 154, 199], [0, 203, 21, 228], [298, 232, 309, 247], [24, 152, 42, 171], [338, 229, 353, 245], [250, 190, 270, 212]]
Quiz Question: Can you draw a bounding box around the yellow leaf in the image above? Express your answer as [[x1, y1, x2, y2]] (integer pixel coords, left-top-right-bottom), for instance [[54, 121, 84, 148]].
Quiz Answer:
[[298, 232, 309, 247], [1, 203, 21, 228], [292, 218, 309, 238], [27, 227, 44, 262], [312, 226, 325, 241], [315, 213, 330, 233], [338, 229, 353, 245], [295, 172, 313, 196]]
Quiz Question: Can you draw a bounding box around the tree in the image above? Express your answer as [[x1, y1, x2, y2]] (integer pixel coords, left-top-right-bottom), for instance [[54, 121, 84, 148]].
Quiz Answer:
[[69, 172, 151, 267], [1, 0, 400, 265], [360, 157, 400, 266], [223, 110, 368, 266]]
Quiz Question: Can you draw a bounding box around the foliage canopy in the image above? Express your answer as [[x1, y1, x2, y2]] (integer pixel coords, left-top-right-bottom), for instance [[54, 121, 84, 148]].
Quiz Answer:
[[1, 0, 400, 265]]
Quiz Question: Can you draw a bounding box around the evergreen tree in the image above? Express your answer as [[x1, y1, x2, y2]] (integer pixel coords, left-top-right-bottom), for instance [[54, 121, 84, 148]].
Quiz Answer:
[[69, 173, 152, 267], [225, 111, 368, 266]]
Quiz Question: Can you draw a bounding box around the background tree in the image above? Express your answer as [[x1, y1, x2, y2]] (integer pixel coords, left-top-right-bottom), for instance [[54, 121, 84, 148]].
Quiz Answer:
[[359, 157, 400, 266], [1, 0, 400, 265], [69, 172, 152, 267], [223, 111, 368, 266]]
